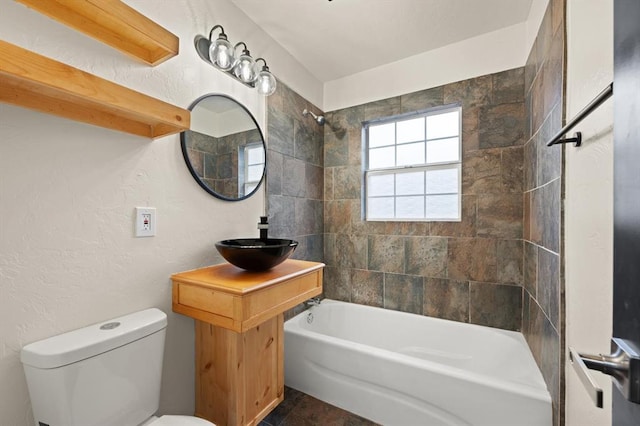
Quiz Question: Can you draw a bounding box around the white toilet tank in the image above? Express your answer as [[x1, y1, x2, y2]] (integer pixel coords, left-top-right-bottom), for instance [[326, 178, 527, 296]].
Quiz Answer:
[[21, 308, 168, 426]]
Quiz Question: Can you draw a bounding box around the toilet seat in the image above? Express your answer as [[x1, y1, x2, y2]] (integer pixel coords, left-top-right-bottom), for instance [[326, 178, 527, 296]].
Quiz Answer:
[[146, 415, 215, 426]]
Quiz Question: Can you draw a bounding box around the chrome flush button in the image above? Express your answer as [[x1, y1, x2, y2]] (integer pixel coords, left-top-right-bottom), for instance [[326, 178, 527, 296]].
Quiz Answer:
[[100, 322, 120, 330]]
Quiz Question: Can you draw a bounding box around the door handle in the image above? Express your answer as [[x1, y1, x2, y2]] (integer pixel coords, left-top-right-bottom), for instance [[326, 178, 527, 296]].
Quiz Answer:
[[569, 338, 640, 408]]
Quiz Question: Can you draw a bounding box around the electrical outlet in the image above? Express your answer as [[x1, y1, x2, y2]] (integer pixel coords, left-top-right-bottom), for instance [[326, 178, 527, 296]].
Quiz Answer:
[[135, 207, 156, 237]]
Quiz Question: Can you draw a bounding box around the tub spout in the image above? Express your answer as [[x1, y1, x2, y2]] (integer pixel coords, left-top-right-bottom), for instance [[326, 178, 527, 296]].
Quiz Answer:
[[304, 297, 321, 307]]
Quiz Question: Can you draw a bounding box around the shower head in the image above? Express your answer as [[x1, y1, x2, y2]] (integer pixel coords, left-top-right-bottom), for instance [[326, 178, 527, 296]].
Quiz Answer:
[[302, 108, 325, 126]]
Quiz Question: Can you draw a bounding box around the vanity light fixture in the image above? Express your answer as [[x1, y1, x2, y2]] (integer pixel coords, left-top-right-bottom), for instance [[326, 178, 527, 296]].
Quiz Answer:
[[195, 25, 277, 96]]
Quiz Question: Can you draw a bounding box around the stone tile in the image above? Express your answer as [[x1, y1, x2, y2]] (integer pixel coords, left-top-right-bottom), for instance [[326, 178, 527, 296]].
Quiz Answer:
[[479, 103, 526, 148], [283, 85, 314, 124], [323, 233, 336, 266], [368, 235, 405, 273], [324, 131, 349, 167], [306, 164, 323, 200], [541, 314, 561, 424], [324, 200, 352, 234], [333, 166, 361, 200], [541, 178, 561, 253], [324, 167, 334, 201], [186, 148, 204, 177], [538, 247, 560, 330], [477, 193, 523, 239], [400, 86, 444, 113], [303, 234, 324, 263], [501, 146, 524, 193], [536, 2, 553, 64], [492, 67, 525, 105], [544, 30, 564, 122], [530, 66, 546, 135], [462, 107, 480, 153], [288, 393, 374, 425], [347, 129, 363, 167], [350, 269, 384, 307], [261, 386, 305, 426], [525, 38, 538, 96], [497, 239, 523, 285], [525, 298, 544, 364], [522, 291, 531, 336], [335, 233, 368, 269], [268, 195, 296, 238], [268, 108, 295, 157], [383, 221, 429, 236], [405, 236, 448, 278], [384, 273, 423, 314], [447, 238, 497, 282], [524, 137, 537, 191], [524, 241, 538, 299], [295, 120, 322, 166], [267, 150, 283, 196], [462, 149, 502, 194], [424, 278, 469, 322], [537, 106, 562, 185], [363, 97, 401, 121], [282, 156, 306, 197], [323, 266, 351, 302], [444, 75, 492, 109], [524, 191, 531, 241], [469, 282, 522, 331], [295, 198, 323, 236], [430, 194, 477, 237], [326, 105, 365, 135]]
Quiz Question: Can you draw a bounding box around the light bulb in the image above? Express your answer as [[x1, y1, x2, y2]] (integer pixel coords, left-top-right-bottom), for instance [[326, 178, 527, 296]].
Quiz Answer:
[[209, 37, 235, 70], [256, 69, 276, 96]]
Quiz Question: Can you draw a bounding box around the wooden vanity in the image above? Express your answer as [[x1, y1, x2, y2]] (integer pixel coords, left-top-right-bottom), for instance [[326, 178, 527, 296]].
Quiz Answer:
[[171, 259, 324, 426]]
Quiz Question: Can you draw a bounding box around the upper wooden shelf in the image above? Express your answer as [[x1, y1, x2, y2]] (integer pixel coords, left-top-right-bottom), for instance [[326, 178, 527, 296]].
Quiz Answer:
[[0, 40, 190, 139], [16, 0, 179, 66]]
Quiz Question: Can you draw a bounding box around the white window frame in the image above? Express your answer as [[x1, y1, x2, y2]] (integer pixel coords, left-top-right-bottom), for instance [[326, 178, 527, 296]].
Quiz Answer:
[[240, 142, 264, 197], [363, 104, 462, 222]]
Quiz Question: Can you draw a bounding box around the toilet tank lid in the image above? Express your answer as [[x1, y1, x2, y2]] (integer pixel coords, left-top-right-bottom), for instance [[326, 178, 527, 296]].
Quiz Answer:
[[21, 308, 167, 369]]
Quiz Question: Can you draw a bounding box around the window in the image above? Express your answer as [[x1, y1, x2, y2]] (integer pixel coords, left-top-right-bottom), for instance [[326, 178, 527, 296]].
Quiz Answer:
[[364, 105, 461, 221], [239, 143, 265, 196]]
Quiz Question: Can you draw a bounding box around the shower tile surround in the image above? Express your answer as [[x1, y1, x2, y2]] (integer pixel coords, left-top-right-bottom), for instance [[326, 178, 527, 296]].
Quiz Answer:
[[322, 67, 526, 332], [267, 2, 565, 422]]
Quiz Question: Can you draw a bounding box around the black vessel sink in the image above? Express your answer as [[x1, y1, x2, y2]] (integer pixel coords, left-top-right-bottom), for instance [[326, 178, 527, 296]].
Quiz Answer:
[[215, 238, 298, 271]]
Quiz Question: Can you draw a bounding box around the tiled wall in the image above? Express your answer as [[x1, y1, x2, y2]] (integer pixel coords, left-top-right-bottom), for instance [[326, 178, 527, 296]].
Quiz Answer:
[[523, 0, 565, 425], [323, 68, 526, 331], [266, 81, 324, 263]]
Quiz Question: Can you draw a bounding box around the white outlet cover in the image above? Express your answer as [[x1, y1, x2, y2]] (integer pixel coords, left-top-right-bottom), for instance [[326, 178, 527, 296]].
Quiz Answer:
[[135, 207, 156, 237]]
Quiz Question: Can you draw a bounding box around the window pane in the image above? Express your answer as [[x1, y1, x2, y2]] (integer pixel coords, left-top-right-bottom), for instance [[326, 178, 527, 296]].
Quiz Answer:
[[245, 183, 257, 194], [397, 117, 425, 144], [425, 194, 459, 219], [369, 146, 395, 169], [397, 196, 425, 218], [247, 164, 263, 182], [397, 142, 425, 166], [369, 123, 395, 148], [368, 174, 394, 196], [426, 137, 459, 163], [247, 146, 264, 164], [426, 167, 458, 194], [427, 110, 460, 140], [396, 171, 425, 195], [368, 197, 395, 218]]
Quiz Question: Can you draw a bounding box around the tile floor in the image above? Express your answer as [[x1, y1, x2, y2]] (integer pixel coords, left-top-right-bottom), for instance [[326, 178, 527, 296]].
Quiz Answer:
[[259, 387, 379, 426]]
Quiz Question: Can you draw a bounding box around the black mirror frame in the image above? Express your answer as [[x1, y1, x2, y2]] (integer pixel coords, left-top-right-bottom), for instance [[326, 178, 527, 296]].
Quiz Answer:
[[180, 93, 267, 202]]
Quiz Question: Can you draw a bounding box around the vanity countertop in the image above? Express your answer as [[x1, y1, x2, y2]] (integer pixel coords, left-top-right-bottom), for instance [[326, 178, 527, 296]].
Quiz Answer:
[[171, 259, 324, 332]]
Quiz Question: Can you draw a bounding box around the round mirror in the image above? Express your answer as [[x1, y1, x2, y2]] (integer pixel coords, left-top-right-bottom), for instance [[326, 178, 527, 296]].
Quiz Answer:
[[181, 94, 266, 201]]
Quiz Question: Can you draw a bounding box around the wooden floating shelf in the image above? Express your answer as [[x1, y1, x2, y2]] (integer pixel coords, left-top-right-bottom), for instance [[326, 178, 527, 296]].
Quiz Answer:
[[0, 40, 190, 139], [16, 0, 179, 66]]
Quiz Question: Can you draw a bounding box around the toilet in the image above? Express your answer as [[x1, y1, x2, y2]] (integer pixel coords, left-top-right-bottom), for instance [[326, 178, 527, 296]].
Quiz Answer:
[[21, 308, 214, 426]]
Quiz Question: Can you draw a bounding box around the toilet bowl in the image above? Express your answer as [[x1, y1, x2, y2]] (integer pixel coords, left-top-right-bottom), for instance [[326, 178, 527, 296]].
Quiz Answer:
[[21, 308, 215, 426]]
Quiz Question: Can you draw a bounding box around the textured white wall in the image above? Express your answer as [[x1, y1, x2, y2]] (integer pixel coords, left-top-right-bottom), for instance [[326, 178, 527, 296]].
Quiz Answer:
[[565, 0, 614, 425], [0, 0, 318, 424]]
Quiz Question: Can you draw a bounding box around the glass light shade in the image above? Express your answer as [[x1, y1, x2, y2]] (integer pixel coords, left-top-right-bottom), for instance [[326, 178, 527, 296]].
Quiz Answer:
[[209, 37, 235, 70], [256, 69, 276, 96], [233, 54, 257, 83]]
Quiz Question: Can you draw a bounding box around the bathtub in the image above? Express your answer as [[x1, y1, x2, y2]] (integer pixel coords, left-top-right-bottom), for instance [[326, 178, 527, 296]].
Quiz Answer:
[[284, 299, 551, 426]]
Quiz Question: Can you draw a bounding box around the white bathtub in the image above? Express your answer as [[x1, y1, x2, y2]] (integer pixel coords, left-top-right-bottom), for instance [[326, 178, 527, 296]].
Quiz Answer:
[[284, 299, 551, 426]]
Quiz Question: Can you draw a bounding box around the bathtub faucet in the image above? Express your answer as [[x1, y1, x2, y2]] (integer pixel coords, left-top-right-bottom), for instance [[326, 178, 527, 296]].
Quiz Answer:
[[304, 297, 321, 307]]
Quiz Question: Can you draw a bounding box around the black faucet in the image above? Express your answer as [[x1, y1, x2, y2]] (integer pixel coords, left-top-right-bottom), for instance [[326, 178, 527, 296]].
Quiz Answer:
[[258, 216, 269, 240]]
